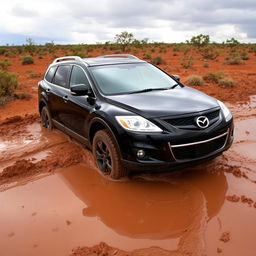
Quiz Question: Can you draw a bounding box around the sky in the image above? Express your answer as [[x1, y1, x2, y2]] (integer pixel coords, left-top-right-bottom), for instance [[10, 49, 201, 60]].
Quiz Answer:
[[0, 0, 255, 45]]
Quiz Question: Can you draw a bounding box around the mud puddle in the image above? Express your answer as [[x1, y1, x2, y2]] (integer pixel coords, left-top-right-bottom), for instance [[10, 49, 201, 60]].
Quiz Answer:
[[0, 160, 256, 256]]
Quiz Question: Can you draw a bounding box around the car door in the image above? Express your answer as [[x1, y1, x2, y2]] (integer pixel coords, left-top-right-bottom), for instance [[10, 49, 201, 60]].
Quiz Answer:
[[50, 65, 72, 123], [60, 65, 95, 137]]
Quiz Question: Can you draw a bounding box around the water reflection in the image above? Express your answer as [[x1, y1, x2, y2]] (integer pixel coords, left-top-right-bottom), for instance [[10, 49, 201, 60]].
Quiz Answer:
[[59, 163, 227, 241]]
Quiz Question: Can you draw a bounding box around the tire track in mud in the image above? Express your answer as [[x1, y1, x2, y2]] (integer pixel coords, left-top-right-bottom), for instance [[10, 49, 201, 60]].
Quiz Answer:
[[0, 116, 90, 191]]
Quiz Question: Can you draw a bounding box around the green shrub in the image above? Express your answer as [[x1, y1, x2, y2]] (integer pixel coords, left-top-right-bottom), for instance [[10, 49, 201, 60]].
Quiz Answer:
[[225, 38, 240, 48], [0, 59, 11, 70], [0, 47, 6, 55], [14, 93, 32, 100], [187, 34, 210, 47], [218, 78, 235, 88], [4, 51, 16, 58], [21, 55, 34, 65], [185, 75, 204, 86], [114, 49, 122, 54], [173, 44, 191, 54], [204, 70, 225, 83], [143, 52, 151, 60], [199, 45, 221, 60], [24, 38, 36, 54], [225, 56, 243, 65], [241, 52, 249, 60], [159, 45, 167, 53], [29, 72, 42, 79], [180, 56, 194, 69], [76, 51, 87, 58], [0, 70, 18, 96], [152, 55, 165, 65]]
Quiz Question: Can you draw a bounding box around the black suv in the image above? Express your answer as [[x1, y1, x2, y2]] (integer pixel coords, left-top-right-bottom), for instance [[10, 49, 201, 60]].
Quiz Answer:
[[38, 54, 234, 179]]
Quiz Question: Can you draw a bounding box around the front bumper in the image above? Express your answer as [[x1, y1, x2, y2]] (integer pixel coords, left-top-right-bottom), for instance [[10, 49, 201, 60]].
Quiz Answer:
[[119, 118, 234, 172]]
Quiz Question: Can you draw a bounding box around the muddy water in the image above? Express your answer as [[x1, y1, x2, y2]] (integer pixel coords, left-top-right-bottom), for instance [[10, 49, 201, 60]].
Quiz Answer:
[[0, 160, 256, 256], [0, 163, 222, 255], [0, 110, 256, 255]]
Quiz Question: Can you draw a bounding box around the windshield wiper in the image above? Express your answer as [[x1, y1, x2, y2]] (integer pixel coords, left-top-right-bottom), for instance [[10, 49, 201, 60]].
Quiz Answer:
[[170, 83, 179, 89], [129, 86, 178, 94]]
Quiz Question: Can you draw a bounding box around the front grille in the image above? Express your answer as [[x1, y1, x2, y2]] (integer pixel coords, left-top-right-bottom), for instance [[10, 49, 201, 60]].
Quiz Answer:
[[164, 109, 220, 128], [170, 131, 228, 160]]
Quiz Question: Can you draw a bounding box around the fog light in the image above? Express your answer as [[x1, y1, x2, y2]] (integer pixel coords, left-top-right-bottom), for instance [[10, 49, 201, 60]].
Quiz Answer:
[[137, 149, 145, 159]]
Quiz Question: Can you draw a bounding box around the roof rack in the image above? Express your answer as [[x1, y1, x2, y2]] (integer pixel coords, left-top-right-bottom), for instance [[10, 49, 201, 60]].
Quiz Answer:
[[53, 56, 83, 63], [97, 54, 139, 60]]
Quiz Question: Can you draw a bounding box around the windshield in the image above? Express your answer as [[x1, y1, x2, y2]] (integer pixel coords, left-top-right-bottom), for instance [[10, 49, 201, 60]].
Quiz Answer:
[[90, 63, 178, 95]]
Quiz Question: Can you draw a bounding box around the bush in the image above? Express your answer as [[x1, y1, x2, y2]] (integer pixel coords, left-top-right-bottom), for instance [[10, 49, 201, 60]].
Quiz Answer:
[[241, 52, 249, 60], [0, 47, 6, 55], [180, 56, 194, 69], [185, 75, 204, 86], [0, 59, 11, 70], [14, 93, 32, 100], [152, 55, 165, 65], [143, 52, 151, 60], [199, 45, 221, 60], [225, 56, 243, 65], [29, 72, 42, 79], [204, 70, 225, 83], [187, 34, 210, 47], [225, 38, 240, 48], [0, 70, 18, 96], [21, 55, 34, 65], [218, 78, 235, 88]]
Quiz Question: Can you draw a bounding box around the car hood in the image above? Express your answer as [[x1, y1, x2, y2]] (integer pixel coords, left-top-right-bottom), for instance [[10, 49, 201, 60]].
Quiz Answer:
[[107, 86, 219, 118]]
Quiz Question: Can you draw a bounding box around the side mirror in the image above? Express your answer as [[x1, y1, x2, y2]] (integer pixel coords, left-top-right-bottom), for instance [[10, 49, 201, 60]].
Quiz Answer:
[[70, 84, 89, 96], [172, 74, 180, 81]]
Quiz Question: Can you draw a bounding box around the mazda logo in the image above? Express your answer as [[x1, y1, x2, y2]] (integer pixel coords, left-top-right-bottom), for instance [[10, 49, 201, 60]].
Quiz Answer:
[[196, 116, 209, 128]]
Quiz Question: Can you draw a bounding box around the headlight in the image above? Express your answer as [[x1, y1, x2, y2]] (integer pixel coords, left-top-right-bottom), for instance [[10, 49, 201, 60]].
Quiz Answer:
[[115, 116, 163, 132], [217, 100, 232, 121]]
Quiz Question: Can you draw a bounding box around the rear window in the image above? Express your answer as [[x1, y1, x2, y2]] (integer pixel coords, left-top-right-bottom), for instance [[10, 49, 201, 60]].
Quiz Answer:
[[45, 66, 57, 83], [52, 65, 71, 88]]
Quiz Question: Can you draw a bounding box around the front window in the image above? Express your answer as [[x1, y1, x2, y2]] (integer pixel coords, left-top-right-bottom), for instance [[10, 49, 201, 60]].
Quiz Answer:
[[70, 66, 90, 86], [90, 63, 177, 95]]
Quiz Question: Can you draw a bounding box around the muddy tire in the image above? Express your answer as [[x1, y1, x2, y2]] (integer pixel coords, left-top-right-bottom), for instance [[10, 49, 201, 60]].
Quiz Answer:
[[41, 106, 53, 130], [92, 129, 129, 179]]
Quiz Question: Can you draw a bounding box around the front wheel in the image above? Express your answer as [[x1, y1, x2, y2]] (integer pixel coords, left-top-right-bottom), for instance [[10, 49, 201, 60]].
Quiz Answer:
[[92, 129, 129, 179]]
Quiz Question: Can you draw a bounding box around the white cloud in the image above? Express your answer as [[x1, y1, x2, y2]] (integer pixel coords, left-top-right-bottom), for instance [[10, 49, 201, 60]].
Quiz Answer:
[[0, 0, 255, 44]]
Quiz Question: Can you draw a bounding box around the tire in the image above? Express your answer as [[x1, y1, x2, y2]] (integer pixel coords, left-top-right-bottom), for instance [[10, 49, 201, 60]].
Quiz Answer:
[[92, 129, 129, 179], [41, 106, 53, 130]]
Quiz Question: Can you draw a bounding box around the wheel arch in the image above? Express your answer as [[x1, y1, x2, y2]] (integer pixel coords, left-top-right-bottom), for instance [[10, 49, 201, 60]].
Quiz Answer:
[[88, 117, 121, 152], [39, 99, 47, 115]]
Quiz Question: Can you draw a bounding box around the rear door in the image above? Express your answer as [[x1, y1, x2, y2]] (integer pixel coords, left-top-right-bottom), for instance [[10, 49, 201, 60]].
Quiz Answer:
[[50, 65, 72, 123]]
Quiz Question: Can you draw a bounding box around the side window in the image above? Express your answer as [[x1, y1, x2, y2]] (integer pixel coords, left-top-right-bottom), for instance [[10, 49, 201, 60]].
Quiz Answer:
[[45, 66, 57, 83], [52, 65, 71, 88], [70, 66, 90, 86]]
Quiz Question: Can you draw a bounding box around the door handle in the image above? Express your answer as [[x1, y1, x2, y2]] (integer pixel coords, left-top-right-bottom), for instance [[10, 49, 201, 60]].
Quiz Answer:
[[63, 95, 69, 102]]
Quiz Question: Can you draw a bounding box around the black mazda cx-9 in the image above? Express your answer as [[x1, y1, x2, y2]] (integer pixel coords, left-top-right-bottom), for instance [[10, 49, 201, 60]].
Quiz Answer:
[[38, 54, 234, 179]]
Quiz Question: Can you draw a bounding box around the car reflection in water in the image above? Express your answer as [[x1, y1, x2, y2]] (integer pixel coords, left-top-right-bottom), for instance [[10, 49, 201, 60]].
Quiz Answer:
[[59, 162, 227, 244]]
